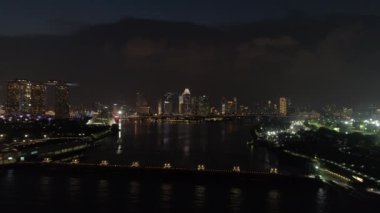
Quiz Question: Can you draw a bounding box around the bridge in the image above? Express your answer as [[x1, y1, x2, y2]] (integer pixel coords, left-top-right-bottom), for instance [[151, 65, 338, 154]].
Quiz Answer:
[[0, 161, 322, 187]]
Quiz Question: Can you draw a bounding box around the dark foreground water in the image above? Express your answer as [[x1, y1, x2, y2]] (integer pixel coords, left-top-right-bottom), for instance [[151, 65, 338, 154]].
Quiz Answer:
[[0, 168, 374, 213]]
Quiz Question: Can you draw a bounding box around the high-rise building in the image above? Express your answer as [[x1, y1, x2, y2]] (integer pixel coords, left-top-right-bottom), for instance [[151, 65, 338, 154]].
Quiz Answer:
[[197, 95, 210, 116], [157, 100, 163, 115], [221, 97, 238, 115], [53, 82, 70, 118], [279, 97, 287, 116], [46, 80, 76, 118], [135, 92, 150, 115], [179, 88, 191, 115], [31, 82, 47, 115], [178, 95, 184, 114], [6, 80, 32, 115], [221, 97, 227, 115], [163, 92, 176, 115], [191, 96, 199, 115]]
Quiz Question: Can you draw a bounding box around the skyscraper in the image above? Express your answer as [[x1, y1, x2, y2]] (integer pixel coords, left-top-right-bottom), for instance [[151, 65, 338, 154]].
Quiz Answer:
[[46, 81, 76, 118], [163, 92, 175, 115], [135, 92, 150, 115], [221, 97, 238, 115], [6, 80, 32, 115], [198, 95, 210, 116], [279, 97, 287, 116], [157, 100, 163, 115], [54, 82, 70, 118], [31, 82, 47, 115], [178, 95, 184, 114], [180, 88, 191, 115]]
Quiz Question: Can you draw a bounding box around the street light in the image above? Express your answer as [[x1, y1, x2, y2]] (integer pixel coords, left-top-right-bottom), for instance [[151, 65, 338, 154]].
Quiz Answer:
[[233, 166, 240, 172], [197, 164, 206, 171], [163, 163, 172, 169]]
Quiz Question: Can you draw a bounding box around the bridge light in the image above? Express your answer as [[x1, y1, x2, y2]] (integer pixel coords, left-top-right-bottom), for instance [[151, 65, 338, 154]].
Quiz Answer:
[[71, 159, 79, 164], [233, 166, 240, 172], [43, 158, 52, 163], [197, 164, 205, 171], [163, 163, 172, 169], [99, 160, 109, 166], [270, 167, 279, 174], [131, 161, 140, 168]]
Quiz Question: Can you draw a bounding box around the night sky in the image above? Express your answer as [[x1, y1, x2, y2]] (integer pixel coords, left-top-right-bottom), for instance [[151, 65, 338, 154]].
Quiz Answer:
[[1, 0, 379, 35], [0, 0, 380, 108]]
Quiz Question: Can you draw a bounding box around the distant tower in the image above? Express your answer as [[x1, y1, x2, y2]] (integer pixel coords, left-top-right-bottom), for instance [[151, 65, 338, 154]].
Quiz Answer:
[[157, 100, 163, 115], [6, 80, 32, 115], [233, 97, 238, 114], [221, 97, 226, 115], [163, 92, 175, 115], [55, 82, 70, 118], [135, 92, 150, 115], [178, 95, 184, 114], [47, 81, 76, 119], [181, 88, 191, 115], [31, 82, 47, 115], [279, 97, 287, 116], [198, 95, 210, 116]]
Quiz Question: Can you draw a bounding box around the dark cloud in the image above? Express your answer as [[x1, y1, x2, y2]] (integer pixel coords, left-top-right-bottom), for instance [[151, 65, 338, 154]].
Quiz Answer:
[[0, 14, 379, 109]]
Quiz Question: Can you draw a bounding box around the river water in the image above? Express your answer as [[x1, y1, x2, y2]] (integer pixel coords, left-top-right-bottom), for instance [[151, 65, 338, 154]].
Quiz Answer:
[[83, 120, 283, 172], [0, 120, 376, 212]]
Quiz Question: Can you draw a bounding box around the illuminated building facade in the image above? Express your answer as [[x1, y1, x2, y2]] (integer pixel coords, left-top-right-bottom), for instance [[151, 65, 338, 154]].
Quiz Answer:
[[31, 82, 47, 115], [163, 92, 176, 115], [179, 88, 191, 115], [197, 95, 210, 116], [221, 97, 238, 115], [6, 80, 32, 115], [135, 92, 150, 115], [279, 97, 287, 116], [157, 100, 163, 115]]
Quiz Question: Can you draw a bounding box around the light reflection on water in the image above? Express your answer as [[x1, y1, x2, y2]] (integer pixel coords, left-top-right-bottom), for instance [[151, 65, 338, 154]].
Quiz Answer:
[[160, 184, 172, 211], [230, 187, 243, 212], [85, 121, 281, 171], [194, 185, 206, 209], [316, 187, 328, 213], [267, 190, 281, 213], [0, 170, 373, 213]]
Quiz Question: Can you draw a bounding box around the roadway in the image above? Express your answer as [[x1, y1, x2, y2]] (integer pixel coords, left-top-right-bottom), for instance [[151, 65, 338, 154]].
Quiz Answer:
[[1, 161, 321, 186]]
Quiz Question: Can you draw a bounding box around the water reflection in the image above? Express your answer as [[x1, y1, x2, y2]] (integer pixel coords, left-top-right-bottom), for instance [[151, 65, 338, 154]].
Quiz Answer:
[[194, 185, 206, 208], [230, 187, 243, 212], [315, 187, 327, 213], [116, 144, 123, 155], [97, 179, 109, 202], [0, 169, 366, 213], [160, 184, 172, 210], [39, 176, 52, 200], [68, 177, 80, 199], [85, 121, 299, 172], [128, 181, 140, 205], [266, 190, 281, 213]]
